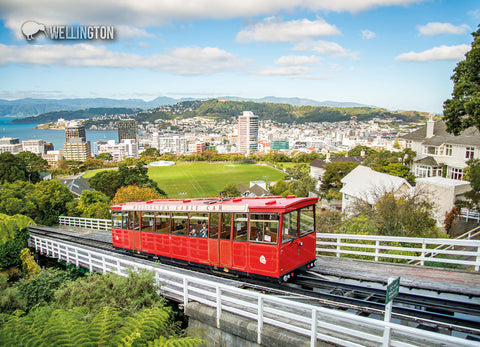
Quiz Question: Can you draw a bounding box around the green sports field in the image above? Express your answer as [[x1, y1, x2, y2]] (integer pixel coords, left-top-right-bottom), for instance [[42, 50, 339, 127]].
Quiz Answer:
[[148, 162, 285, 198], [83, 162, 285, 198]]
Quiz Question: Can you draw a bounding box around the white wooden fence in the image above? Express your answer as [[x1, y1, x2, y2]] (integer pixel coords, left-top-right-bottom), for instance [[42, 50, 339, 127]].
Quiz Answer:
[[29, 234, 479, 347], [461, 208, 480, 222], [58, 216, 111, 231], [57, 216, 480, 271], [316, 232, 480, 271]]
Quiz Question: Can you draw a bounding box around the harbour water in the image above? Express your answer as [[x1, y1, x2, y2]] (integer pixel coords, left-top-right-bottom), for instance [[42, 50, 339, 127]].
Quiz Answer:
[[0, 116, 117, 151]]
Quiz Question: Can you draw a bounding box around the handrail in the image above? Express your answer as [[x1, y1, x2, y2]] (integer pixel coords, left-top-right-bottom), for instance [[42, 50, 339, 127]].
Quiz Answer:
[[316, 233, 480, 271], [58, 216, 111, 231], [29, 234, 478, 347]]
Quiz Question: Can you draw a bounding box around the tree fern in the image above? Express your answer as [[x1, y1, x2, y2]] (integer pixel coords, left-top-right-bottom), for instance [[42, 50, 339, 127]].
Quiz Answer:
[[114, 307, 172, 347], [39, 307, 92, 346], [89, 307, 123, 345], [148, 336, 205, 347]]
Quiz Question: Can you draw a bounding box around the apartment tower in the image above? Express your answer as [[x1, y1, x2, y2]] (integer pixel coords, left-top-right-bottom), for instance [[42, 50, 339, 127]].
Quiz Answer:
[[237, 111, 258, 155]]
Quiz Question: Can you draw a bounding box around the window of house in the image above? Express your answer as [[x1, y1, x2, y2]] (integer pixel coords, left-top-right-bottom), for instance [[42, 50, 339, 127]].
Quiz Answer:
[[448, 167, 463, 180], [424, 146, 438, 155], [405, 140, 412, 149], [445, 144, 452, 156], [466, 147, 475, 159]]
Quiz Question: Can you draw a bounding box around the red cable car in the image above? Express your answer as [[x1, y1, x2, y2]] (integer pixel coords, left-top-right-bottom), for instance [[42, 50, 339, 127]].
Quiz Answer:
[[110, 196, 318, 282]]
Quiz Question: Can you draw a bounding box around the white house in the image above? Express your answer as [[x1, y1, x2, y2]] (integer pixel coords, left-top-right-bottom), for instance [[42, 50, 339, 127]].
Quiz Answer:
[[340, 165, 413, 214], [416, 176, 472, 227], [401, 117, 480, 180]]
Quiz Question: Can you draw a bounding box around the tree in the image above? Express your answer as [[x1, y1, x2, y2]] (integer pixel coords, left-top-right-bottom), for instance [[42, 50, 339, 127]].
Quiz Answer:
[[0, 214, 35, 268], [96, 152, 113, 161], [112, 185, 164, 205], [348, 145, 377, 157], [71, 190, 111, 219], [443, 25, 480, 134], [270, 180, 291, 196], [348, 189, 441, 238], [222, 184, 241, 197], [140, 147, 160, 158], [16, 151, 49, 183], [119, 162, 166, 196], [0, 152, 26, 183], [457, 158, 480, 211], [89, 170, 124, 199], [28, 180, 75, 226], [289, 176, 317, 197], [320, 162, 359, 192]]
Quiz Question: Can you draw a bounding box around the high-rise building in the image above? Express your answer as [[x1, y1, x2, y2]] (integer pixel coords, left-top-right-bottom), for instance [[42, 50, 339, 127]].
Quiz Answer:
[[63, 122, 91, 161], [237, 111, 258, 155], [118, 119, 138, 143], [65, 123, 86, 142]]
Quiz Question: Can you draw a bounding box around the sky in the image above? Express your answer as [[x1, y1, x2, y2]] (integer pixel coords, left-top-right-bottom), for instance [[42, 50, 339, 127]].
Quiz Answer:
[[0, 0, 478, 113]]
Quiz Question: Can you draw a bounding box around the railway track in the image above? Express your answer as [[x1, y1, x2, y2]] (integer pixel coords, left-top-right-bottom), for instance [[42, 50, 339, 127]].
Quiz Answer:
[[29, 227, 480, 339]]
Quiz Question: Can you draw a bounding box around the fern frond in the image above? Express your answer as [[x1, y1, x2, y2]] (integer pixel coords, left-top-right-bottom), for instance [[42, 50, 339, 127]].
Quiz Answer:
[[114, 307, 171, 347], [89, 307, 123, 345], [147, 336, 205, 347]]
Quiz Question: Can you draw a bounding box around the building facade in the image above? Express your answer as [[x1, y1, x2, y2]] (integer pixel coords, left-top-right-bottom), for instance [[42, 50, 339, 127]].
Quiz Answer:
[[237, 111, 258, 155], [22, 139, 46, 156], [118, 119, 138, 143], [401, 118, 480, 181], [63, 122, 91, 161]]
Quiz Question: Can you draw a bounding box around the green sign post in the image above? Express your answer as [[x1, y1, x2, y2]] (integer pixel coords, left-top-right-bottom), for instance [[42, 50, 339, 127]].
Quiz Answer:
[[385, 276, 400, 305], [383, 276, 400, 347]]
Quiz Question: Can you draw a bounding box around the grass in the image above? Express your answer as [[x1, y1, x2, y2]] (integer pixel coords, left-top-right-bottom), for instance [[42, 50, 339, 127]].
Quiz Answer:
[[83, 162, 285, 198]]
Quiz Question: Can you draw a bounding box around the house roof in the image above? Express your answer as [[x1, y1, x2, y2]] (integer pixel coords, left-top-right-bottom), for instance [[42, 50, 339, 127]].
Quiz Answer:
[[60, 176, 93, 197], [401, 121, 480, 146], [414, 156, 442, 166], [236, 183, 271, 197], [416, 176, 471, 189], [310, 156, 364, 169], [340, 165, 412, 204]]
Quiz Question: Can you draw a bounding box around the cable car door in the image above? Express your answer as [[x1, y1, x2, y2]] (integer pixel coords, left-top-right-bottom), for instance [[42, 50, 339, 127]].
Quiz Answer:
[[218, 213, 233, 268]]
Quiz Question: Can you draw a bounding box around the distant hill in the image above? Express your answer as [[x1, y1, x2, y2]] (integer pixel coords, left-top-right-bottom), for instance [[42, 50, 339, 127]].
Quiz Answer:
[[11, 107, 140, 123], [0, 96, 378, 117]]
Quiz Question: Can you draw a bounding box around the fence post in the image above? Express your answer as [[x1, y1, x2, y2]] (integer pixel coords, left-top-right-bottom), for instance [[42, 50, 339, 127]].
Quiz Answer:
[[420, 240, 426, 266], [310, 309, 318, 347], [375, 240, 380, 262], [183, 278, 188, 313], [476, 246, 480, 272], [336, 237, 341, 257], [216, 287, 221, 328], [257, 296, 264, 344]]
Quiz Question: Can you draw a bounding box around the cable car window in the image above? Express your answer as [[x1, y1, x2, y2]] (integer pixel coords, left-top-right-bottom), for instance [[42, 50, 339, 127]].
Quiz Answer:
[[126, 211, 135, 230], [249, 213, 279, 244], [141, 212, 155, 232], [209, 213, 219, 239], [220, 213, 232, 240], [299, 205, 315, 236], [233, 213, 248, 241], [189, 213, 209, 237], [155, 213, 171, 234], [172, 213, 188, 235], [282, 210, 299, 244], [133, 211, 141, 230], [112, 212, 122, 228]]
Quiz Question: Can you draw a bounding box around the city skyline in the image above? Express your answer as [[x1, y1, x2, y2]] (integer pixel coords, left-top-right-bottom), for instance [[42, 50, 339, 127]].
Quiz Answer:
[[0, 1, 478, 113]]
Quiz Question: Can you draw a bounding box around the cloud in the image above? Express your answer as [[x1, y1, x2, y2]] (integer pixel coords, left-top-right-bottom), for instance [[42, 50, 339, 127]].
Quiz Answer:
[[236, 17, 339, 43], [275, 55, 320, 66], [395, 44, 470, 62], [116, 25, 155, 40], [361, 29, 376, 40], [0, 43, 246, 74], [256, 66, 314, 76], [417, 22, 470, 36], [293, 40, 359, 59], [0, 0, 425, 37]]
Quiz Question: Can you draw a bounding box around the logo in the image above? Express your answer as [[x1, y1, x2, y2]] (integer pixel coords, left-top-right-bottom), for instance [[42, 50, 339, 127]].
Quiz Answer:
[[22, 21, 115, 41], [259, 255, 266, 265], [21, 21, 46, 41]]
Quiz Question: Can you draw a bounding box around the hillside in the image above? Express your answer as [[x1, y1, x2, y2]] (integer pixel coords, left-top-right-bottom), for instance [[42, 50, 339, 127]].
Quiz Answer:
[[11, 107, 140, 123]]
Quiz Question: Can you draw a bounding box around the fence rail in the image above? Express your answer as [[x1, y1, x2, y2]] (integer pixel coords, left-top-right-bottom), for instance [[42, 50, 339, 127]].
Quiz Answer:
[[58, 216, 111, 231], [461, 208, 480, 222], [317, 233, 480, 271], [29, 235, 478, 347]]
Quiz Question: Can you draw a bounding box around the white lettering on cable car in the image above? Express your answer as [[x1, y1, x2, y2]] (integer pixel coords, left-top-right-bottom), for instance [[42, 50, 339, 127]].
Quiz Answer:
[[260, 255, 267, 264], [122, 203, 249, 213]]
